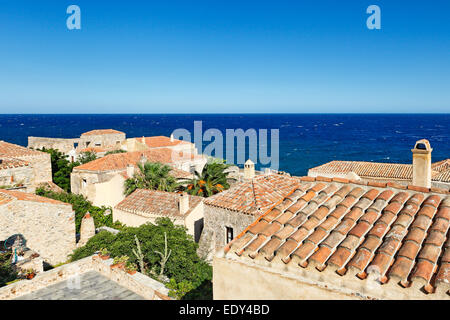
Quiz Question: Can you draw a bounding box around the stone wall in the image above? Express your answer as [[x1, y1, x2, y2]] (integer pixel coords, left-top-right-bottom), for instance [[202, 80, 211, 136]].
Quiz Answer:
[[0, 200, 75, 265], [198, 205, 256, 261], [0, 166, 33, 191], [20, 153, 52, 187], [79, 133, 125, 149], [0, 255, 170, 300], [28, 137, 78, 154]]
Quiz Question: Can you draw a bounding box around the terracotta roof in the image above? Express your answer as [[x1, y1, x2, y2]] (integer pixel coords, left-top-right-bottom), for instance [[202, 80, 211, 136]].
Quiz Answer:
[[81, 129, 125, 136], [119, 167, 193, 180], [434, 170, 450, 183], [115, 189, 203, 218], [0, 141, 45, 158], [0, 158, 30, 170], [224, 176, 450, 297], [74, 149, 175, 172], [309, 160, 450, 183], [204, 174, 301, 215], [134, 136, 191, 148], [0, 189, 71, 206]]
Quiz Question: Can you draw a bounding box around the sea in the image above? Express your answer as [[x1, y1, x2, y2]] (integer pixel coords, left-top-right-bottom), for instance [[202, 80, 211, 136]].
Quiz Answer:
[[0, 114, 448, 176]]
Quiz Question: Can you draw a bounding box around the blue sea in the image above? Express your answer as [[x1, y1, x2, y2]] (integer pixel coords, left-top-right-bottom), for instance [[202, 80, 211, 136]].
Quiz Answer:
[[0, 114, 448, 176]]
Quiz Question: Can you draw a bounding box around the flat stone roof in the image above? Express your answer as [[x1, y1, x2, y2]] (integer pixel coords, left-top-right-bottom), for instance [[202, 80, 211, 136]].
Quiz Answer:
[[14, 271, 145, 300]]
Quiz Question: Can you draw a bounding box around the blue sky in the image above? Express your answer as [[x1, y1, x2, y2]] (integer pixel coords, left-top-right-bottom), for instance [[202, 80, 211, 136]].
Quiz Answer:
[[0, 0, 449, 113]]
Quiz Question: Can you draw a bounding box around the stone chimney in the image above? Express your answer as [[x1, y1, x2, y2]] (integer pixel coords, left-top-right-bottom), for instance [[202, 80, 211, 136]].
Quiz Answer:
[[141, 136, 145, 144], [170, 134, 174, 142], [126, 164, 135, 178], [412, 139, 432, 188], [244, 159, 255, 180], [139, 153, 147, 165], [78, 212, 95, 247], [178, 192, 189, 215]]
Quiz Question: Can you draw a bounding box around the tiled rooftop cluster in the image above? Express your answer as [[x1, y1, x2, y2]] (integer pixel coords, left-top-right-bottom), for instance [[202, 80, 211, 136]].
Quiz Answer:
[[0, 188, 70, 206], [0, 140, 44, 158], [225, 176, 450, 296], [308, 159, 450, 183], [204, 174, 301, 215], [74, 149, 175, 171], [0, 158, 30, 169], [140, 136, 191, 148], [115, 189, 203, 217]]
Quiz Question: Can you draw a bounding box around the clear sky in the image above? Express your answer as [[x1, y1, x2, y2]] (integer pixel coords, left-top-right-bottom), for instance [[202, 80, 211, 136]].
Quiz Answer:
[[0, 0, 449, 113]]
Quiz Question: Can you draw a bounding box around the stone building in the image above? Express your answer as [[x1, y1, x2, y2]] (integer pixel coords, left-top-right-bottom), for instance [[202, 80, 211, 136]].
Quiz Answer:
[[198, 170, 301, 260], [0, 140, 52, 192], [28, 129, 126, 162], [0, 254, 170, 300], [114, 190, 204, 241], [213, 176, 450, 300], [0, 189, 75, 265], [70, 149, 203, 208], [308, 139, 450, 190]]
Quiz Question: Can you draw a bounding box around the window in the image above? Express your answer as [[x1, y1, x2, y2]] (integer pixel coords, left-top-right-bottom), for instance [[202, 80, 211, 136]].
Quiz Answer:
[[86, 141, 91, 147], [82, 179, 87, 188], [226, 227, 234, 244], [95, 143, 101, 147]]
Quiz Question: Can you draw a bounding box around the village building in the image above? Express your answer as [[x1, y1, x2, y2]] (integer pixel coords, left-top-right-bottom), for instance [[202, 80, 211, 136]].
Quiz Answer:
[[70, 148, 205, 208], [28, 129, 126, 162], [0, 254, 170, 300], [0, 141, 52, 192], [213, 175, 450, 300], [198, 166, 301, 260], [114, 190, 204, 241], [0, 188, 75, 265], [308, 139, 450, 190]]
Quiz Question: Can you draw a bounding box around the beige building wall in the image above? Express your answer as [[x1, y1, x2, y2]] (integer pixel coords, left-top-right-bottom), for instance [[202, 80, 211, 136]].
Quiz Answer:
[[113, 208, 185, 228], [184, 202, 204, 237], [92, 174, 126, 208], [213, 256, 356, 300], [0, 200, 75, 265]]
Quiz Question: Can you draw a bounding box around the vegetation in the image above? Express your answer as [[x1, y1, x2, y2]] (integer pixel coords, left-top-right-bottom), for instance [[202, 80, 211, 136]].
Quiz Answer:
[[185, 161, 232, 197], [0, 252, 17, 287], [37, 148, 97, 192], [38, 148, 78, 192], [35, 188, 122, 233], [77, 151, 97, 164], [70, 218, 212, 299], [124, 162, 181, 196], [105, 149, 127, 156]]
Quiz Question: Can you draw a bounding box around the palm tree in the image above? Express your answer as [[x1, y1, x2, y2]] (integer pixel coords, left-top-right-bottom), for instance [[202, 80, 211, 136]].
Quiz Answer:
[[186, 161, 232, 197], [124, 162, 180, 196]]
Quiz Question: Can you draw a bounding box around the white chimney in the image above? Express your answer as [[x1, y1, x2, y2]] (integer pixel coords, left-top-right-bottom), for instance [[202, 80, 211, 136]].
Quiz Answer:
[[244, 159, 255, 180], [178, 192, 189, 215], [170, 134, 174, 142], [126, 164, 135, 178], [412, 139, 432, 188], [141, 136, 145, 144]]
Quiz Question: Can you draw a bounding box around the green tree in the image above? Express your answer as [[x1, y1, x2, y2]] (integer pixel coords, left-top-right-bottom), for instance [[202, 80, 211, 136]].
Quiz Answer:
[[77, 151, 97, 164], [124, 162, 180, 196], [0, 252, 17, 287], [185, 161, 231, 197], [70, 218, 212, 299], [105, 149, 126, 156]]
